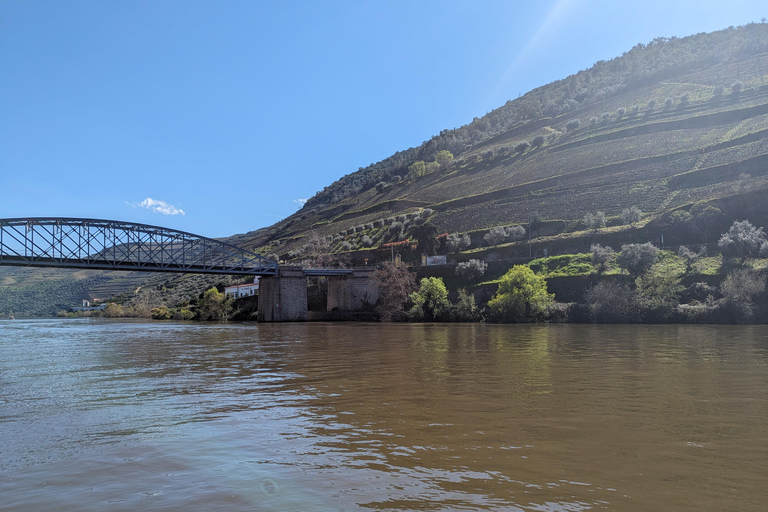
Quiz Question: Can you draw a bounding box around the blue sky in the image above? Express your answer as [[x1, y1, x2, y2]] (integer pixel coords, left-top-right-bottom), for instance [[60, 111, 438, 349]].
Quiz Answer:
[[1, 1, 765, 238]]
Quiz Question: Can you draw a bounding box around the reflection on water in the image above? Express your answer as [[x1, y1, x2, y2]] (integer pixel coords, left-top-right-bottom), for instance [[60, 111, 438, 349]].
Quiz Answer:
[[1, 320, 767, 511]]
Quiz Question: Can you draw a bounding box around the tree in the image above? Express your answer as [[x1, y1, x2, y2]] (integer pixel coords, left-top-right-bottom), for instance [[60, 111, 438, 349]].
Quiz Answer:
[[531, 135, 545, 147], [455, 259, 488, 283], [584, 281, 639, 323], [505, 225, 526, 241], [197, 288, 232, 321], [450, 289, 481, 322], [484, 226, 508, 246], [720, 268, 765, 321], [590, 244, 615, 272], [373, 262, 417, 322], [434, 150, 454, 166], [446, 233, 471, 252], [678, 246, 704, 272], [584, 211, 606, 231], [635, 274, 683, 321], [515, 141, 530, 153], [690, 202, 721, 242], [565, 119, 580, 132], [408, 161, 426, 180], [718, 220, 767, 260], [410, 221, 440, 254], [409, 277, 450, 322], [621, 206, 642, 227], [617, 243, 658, 275], [487, 265, 554, 322]]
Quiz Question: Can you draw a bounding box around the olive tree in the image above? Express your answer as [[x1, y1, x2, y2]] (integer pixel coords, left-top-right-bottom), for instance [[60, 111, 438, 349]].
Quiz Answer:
[[621, 206, 642, 227], [584, 211, 606, 231], [617, 243, 658, 275], [455, 259, 488, 283], [446, 233, 471, 252], [590, 244, 615, 272], [484, 226, 508, 246], [718, 220, 767, 260]]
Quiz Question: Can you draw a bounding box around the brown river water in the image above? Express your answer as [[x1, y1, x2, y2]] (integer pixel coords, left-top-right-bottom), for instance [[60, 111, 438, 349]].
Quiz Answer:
[[1, 320, 766, 511]]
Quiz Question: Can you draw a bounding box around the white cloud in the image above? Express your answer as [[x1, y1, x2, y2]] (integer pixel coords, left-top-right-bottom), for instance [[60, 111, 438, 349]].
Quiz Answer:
[[294, 198, 308, 206], [127, 197, 185, 216]]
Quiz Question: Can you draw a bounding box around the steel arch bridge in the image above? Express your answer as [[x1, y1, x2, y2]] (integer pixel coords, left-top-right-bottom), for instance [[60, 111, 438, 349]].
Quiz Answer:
[[0, 218, 278, 276]]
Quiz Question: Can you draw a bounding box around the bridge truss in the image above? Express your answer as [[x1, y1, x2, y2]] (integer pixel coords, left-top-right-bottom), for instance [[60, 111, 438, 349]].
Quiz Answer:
[[0, 218, 278, 276]]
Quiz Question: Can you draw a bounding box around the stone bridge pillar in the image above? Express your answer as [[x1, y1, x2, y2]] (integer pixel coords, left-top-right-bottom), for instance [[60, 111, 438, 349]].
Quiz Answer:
[[257, 266, 308, 322], [326, 267, 379, 311]]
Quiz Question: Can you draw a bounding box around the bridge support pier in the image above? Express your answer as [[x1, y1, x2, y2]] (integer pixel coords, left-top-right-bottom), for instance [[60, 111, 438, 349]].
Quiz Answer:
[[326, 267, 378, 311], [257, 266, 308, 322]]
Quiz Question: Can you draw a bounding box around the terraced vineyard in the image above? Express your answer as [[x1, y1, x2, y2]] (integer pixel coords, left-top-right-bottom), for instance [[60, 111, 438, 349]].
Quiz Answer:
[[234, 25, 768, 264]]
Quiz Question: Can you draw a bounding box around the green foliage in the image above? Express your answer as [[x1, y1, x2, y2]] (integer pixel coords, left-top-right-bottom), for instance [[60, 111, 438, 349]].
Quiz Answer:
[[635, 274, 684, 321], [678, 246, 704, 272], [450, 289, 481, 322], [173, 308, 196, 320], [434, 150, 454, 166], [150, 306, 172, 320], [529, 254, 593, 277], [408, 160, 427, 179], [197, 287, 232, 321], [408, 277, 450, 322], [487, 265, 554, 322]]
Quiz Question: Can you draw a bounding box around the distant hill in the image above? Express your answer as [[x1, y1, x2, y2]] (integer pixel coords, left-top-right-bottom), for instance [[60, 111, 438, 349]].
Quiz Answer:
[[4, 23, 768, 315]]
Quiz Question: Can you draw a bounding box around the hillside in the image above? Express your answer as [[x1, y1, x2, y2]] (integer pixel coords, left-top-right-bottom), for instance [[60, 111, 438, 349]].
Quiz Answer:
[[3, 23, 768, 316], [230, 23, 768, 264]]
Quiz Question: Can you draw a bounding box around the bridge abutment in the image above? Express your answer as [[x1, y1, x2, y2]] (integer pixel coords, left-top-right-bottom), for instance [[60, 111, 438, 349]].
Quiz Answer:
[[257, 266, 308, 322], [257, 266, 379, 322], [326, 268, 378, 311]]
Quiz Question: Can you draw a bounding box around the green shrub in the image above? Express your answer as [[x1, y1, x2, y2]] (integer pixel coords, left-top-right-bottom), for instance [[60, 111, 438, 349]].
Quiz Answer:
[[487, 265, 554, 322]]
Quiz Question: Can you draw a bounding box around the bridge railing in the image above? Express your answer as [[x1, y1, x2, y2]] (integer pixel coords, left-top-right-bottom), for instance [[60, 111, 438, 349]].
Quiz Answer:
[[0, 218, 278, 275]]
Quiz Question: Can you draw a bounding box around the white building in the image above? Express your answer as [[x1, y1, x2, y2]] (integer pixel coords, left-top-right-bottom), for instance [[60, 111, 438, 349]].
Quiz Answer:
[[224, 277, 260, 299]]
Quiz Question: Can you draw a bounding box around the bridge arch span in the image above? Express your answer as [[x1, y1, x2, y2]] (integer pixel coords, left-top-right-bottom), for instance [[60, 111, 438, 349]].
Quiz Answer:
[[0, 217, 278, 275]]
